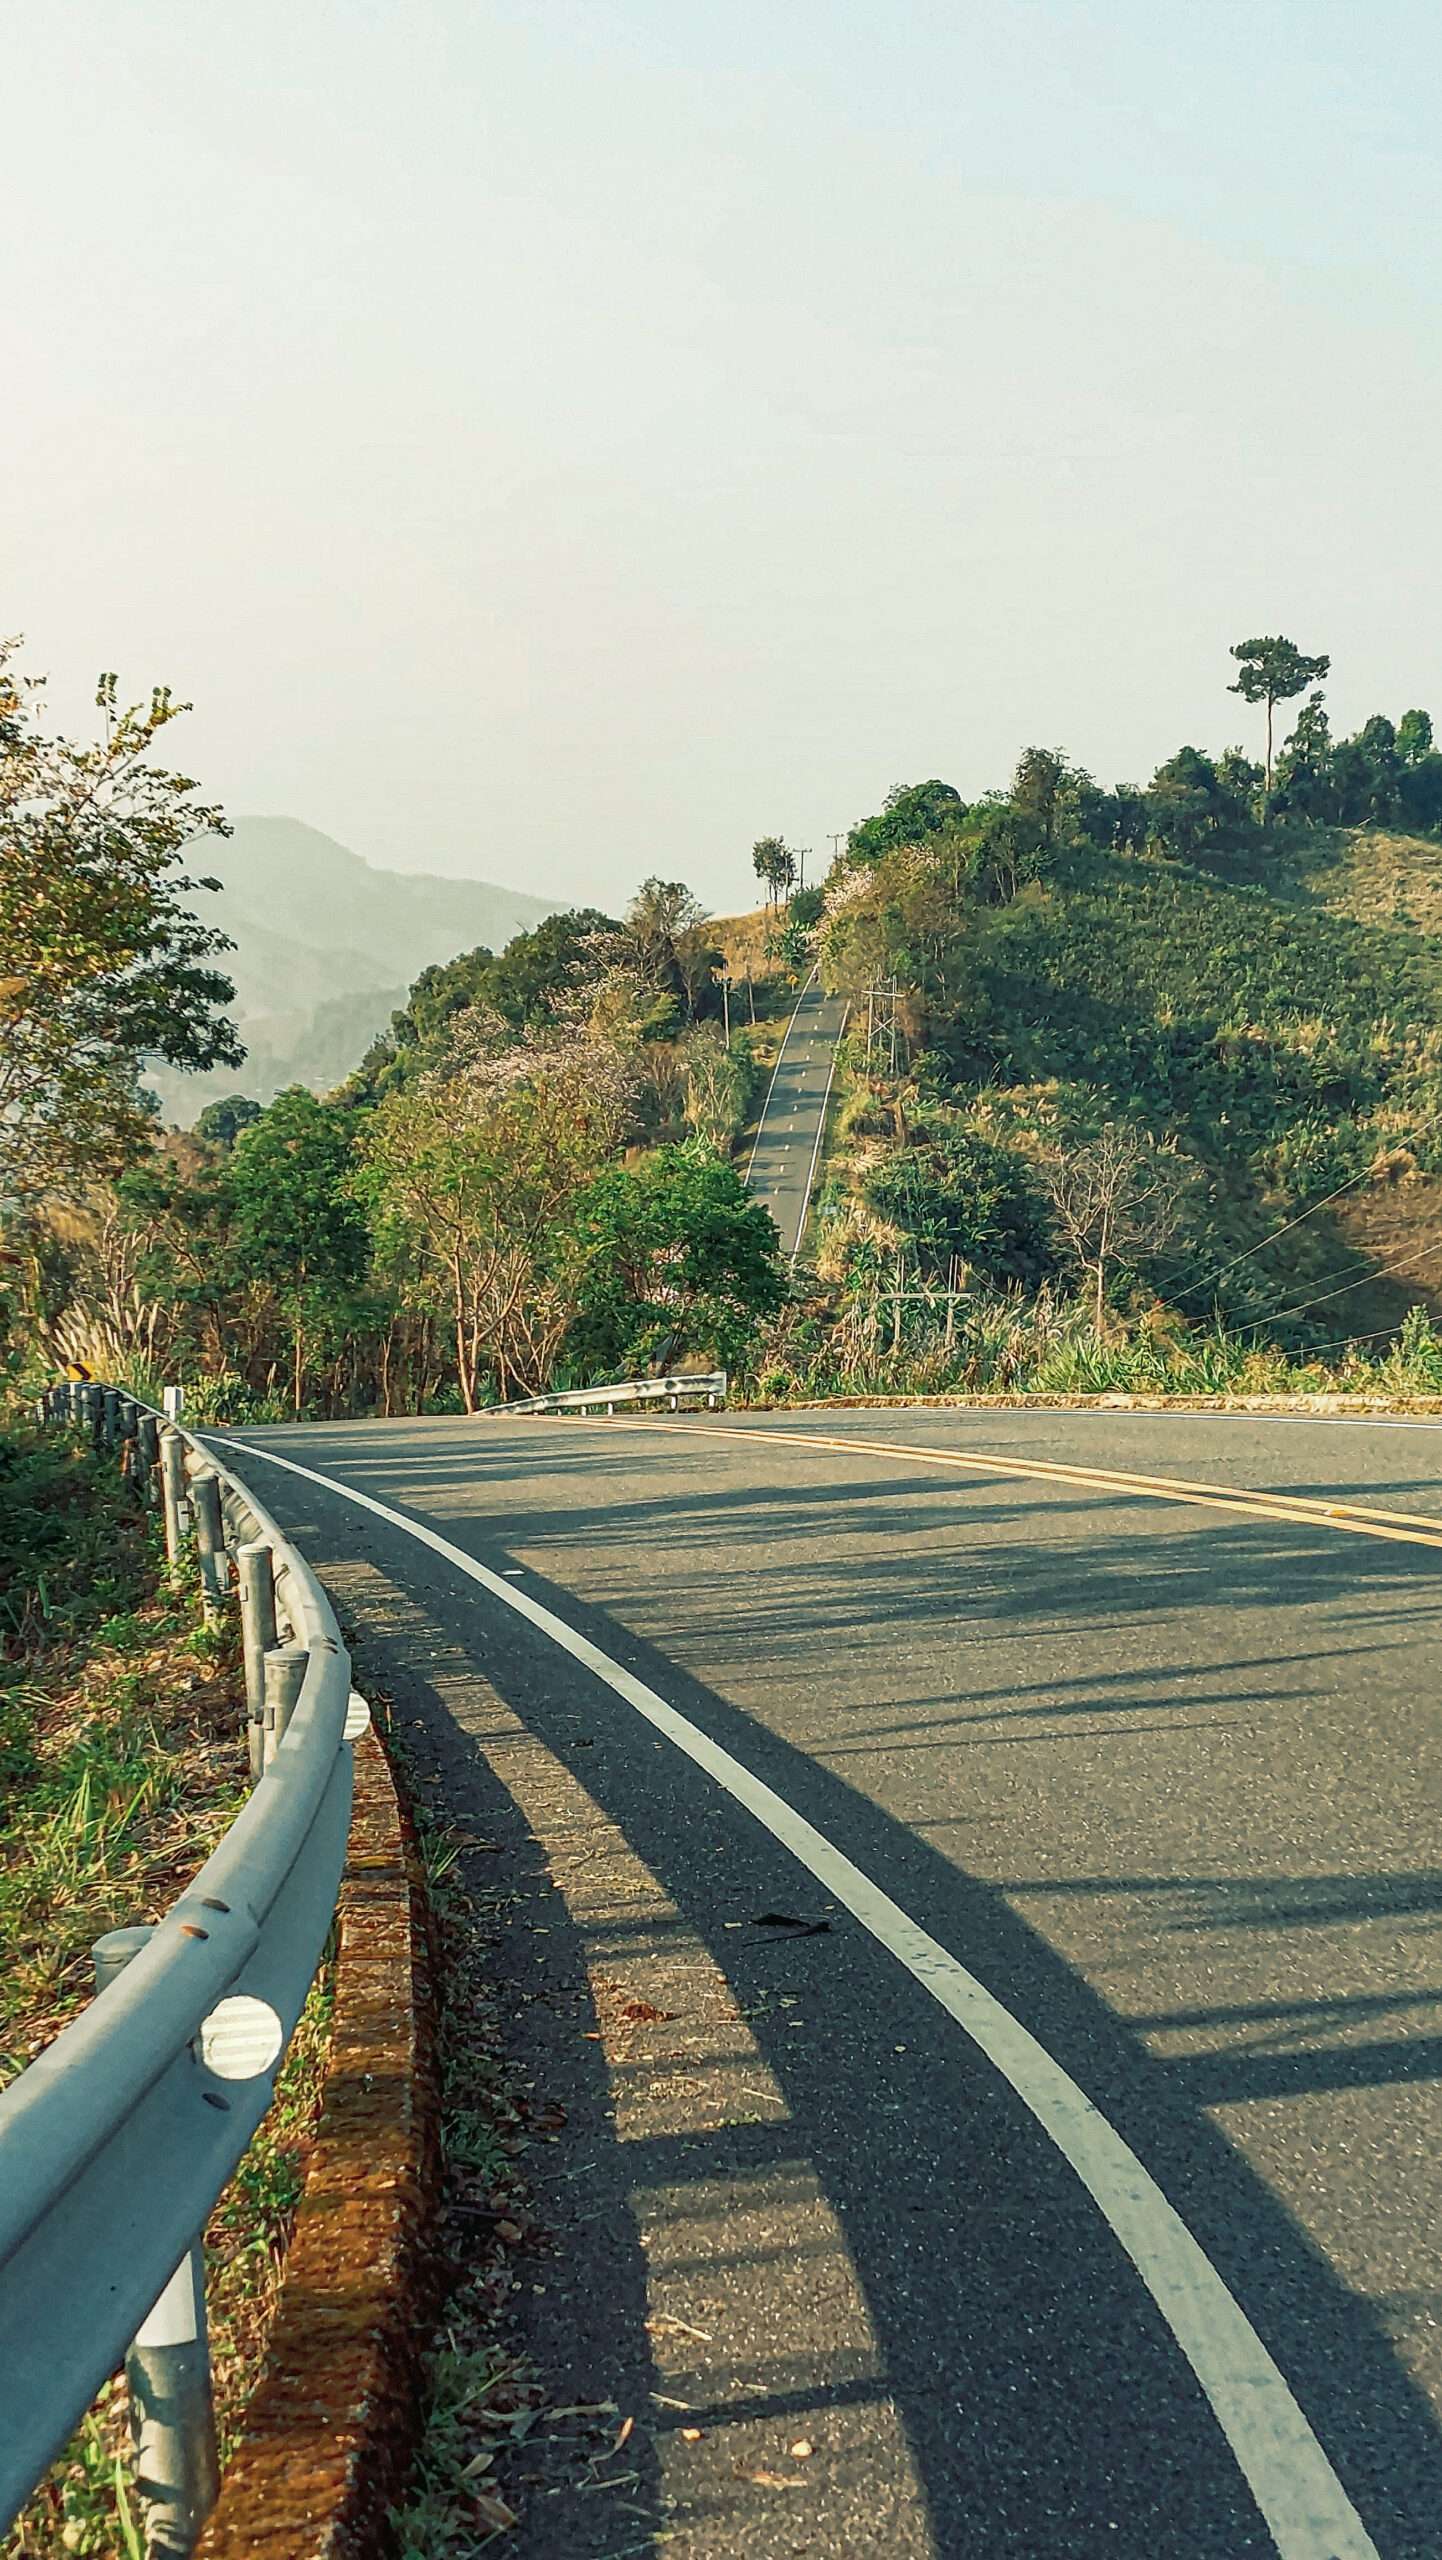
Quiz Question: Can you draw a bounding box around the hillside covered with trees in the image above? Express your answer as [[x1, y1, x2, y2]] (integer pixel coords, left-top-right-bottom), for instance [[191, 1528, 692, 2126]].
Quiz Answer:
[[10, 632, 1442, 1415], [796, 638, 1442, 1395]]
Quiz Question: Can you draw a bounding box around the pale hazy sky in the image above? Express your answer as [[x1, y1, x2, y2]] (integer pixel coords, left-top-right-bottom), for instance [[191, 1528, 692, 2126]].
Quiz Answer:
[[9, 2, 1442, 913]]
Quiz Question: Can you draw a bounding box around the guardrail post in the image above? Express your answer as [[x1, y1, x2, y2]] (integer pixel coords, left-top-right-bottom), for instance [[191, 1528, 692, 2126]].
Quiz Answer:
[[92, 1927, 219, 2556], [101, 1387, 120, 1454], [190, 1473, 228, 1626], [117, 1399, 140, 1504], [159, 1428, 188, 1564], [262, 1642, 308, 1764], [139, 1413, 161, 1506], [85, 1382, 105, 1448], [236, 1541, 277, 1782]]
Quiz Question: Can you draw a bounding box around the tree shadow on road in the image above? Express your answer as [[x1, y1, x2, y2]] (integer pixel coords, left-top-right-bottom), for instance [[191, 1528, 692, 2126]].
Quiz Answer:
[[274, 1463, 1442, 2559]]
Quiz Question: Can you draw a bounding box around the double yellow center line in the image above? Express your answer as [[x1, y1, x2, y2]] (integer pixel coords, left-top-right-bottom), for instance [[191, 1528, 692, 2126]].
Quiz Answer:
[[599, 1415, 1442, 1552]]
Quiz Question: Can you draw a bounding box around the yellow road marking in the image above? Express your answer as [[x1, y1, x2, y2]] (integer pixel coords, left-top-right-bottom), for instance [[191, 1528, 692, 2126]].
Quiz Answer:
[[586, 1415, 1442, 1552]]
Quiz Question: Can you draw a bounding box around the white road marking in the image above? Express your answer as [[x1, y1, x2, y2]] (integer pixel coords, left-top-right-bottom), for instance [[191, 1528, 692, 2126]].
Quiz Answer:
[[791, 1005, 847, 1262], [213, 1432, 1379, 2560]]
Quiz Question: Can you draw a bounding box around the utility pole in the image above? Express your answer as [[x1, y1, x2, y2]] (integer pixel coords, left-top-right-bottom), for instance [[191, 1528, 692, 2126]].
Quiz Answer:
[[863, 975, 900, 1073], [720, 972, 730, 1041]]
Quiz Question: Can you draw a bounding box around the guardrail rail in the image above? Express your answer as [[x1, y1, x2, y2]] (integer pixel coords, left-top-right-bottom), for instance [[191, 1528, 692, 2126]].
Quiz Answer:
[[492, 1370, 727, 1417], [2, 1383, 364, 2554]]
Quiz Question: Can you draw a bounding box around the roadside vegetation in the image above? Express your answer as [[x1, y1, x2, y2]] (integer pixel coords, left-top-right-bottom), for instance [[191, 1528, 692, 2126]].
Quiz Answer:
[[0, 1422, 332, 2558]]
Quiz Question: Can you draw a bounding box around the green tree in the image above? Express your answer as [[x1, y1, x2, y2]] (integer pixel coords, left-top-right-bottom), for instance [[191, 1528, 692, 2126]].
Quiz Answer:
[[752, 836, 797, 906], [1011, 748, 1068, 848], [679, 1024, 753, 1149], [1274, 691, 1334, 822], [226, 1089, 369, 1412], [1145, 746, 1253, 859], [479, 908, 617, 1030], [1401, 747, 1442, 835], [195, 1094, 262, 1149], [359, 1014, 637, 1406], [845, 781, 965, 868], [0, 645, 240, 1203], [1398, 709, 1434, 767], [624, 878, 720, 1016], [349, 946, 497, 1101], [1355, 714, 1403, 824], [1228, 635, 1331, 795], [569, 1142, 786, 1376]]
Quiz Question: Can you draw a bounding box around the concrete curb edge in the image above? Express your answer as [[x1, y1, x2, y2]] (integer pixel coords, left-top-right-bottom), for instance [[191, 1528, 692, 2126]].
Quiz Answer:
[[195, 1728, 438, 2560]]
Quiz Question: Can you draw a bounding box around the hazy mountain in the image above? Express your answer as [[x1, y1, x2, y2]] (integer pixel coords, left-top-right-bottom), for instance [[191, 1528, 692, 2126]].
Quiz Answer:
[[147, 817, 560, 1123]]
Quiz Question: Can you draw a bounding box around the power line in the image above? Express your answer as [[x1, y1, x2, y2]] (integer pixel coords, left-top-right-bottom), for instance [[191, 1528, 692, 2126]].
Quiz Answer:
[[1170, 1155, 1384, 1307], [1238, 1231, 1442, 1332], [1289, 1318, 1412, 1358]]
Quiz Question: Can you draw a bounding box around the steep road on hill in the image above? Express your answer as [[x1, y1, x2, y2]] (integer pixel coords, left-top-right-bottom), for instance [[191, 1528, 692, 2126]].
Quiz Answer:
[[744, 972, 849, 1258]]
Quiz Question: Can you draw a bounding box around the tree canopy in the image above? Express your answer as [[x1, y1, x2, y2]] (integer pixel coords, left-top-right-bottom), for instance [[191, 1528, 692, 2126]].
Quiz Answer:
[[0, 646, 240, 1203], [1228, 635, 1331, 788]]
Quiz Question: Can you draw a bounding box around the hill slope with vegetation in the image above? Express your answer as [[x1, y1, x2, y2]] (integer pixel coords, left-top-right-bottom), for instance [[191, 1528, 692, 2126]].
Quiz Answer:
[[789, 649, 1442, 1395]]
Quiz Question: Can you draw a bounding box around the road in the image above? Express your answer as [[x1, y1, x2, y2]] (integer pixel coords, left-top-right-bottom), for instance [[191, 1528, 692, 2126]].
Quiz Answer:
[[219, 1403, 1442, 2557], [745, 973, 849, 1257]]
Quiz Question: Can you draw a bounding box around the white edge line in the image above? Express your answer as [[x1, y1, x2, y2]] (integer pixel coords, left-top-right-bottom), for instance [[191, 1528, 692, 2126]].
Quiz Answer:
[[213, 1431, 1379, 2560], [744, 962, 818, 1186], [790, 1000, 848, 1263]]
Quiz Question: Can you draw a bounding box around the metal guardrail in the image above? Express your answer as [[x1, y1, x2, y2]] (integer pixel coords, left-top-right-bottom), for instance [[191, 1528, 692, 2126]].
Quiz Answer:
[[2, 1382, 360, 2552], [492, 1370, 728, 1416]]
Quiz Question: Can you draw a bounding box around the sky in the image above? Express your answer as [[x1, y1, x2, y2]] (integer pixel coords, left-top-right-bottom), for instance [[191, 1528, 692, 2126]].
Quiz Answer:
[[7, 1, 1442, 915]]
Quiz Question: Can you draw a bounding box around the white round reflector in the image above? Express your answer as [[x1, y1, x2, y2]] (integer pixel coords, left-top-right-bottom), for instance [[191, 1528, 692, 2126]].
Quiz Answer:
[[198, 1995, 284, 2081]]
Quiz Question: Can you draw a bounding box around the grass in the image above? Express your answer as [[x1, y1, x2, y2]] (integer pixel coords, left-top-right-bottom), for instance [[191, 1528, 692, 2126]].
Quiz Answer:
[[754, 1291, 1442, 1407], [1, 1421, 335, 2559]]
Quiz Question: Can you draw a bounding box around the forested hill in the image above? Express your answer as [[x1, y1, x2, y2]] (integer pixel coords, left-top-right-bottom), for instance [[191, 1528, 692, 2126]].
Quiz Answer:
[[817, 800, 1442, 1359], [145, 817, 559, 1122]]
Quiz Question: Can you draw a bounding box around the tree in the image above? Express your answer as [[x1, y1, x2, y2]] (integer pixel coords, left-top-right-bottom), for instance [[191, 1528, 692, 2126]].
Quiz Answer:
[[752, 836, 797, 906], [359, 1010, 638, 1407], [1355, 715, 1403, 825], [845, 781, 965, 870], [1011, 748, 1068, 848], [1228, 636, 1331, 795], [1398, 709, 1434, 768], [1145, 746, 1253, 859], [624, 878, 720, 1016], [568, 1142, 787, 1376], [226, 1089, 370, 1412], [478, 907, 617, 1030], [1041, 1123, 1192, 1328], [195, 1094, 262, 1149], [0, 645, 240, 1202], [679, 1024, 751, 1150], [1273, 691, 1334, 823]]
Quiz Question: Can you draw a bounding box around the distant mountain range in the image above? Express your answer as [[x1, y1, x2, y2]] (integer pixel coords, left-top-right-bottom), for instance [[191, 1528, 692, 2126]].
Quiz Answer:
[[147, 817, 560, 1124]]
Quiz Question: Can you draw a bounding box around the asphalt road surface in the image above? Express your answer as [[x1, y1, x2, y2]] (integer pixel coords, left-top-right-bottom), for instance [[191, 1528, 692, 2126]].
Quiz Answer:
[[745, 975, 849, 1256], [219, 1403, 1442, 2557]]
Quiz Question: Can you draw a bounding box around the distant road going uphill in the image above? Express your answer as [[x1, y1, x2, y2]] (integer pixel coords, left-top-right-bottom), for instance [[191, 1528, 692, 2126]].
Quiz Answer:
[[745, 969, 848, 1258]]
